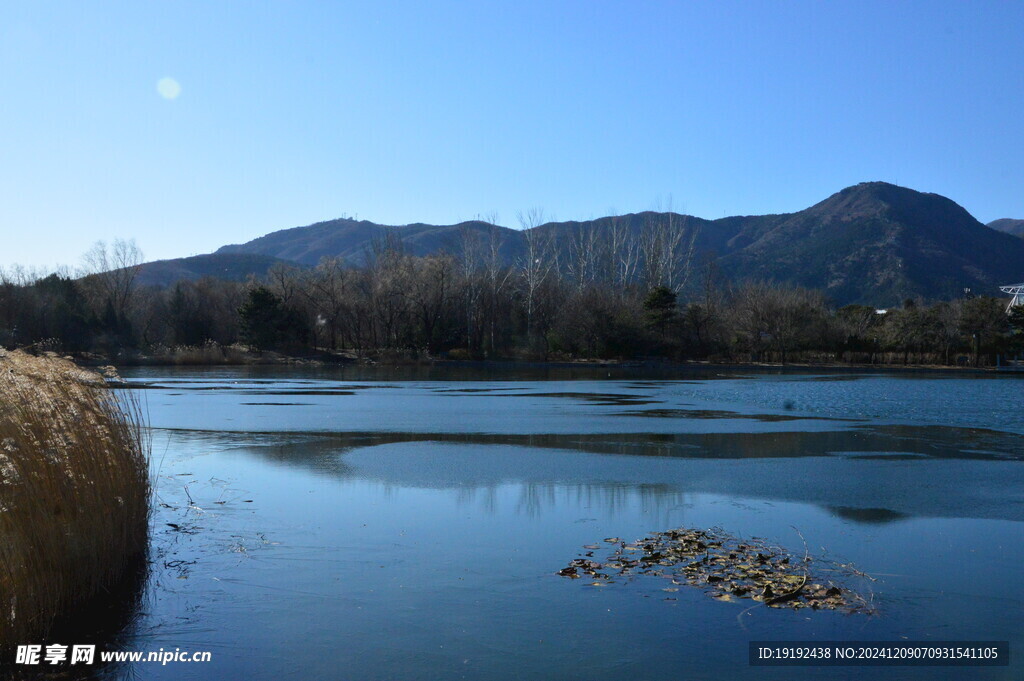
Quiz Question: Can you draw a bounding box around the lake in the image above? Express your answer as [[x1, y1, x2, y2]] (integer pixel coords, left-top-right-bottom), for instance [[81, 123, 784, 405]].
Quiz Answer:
[[97, 366, 1024, 679]]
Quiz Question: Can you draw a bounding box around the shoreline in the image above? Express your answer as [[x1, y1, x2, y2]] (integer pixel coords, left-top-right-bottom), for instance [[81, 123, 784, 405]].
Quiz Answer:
[[61, 351, 1019, 376]]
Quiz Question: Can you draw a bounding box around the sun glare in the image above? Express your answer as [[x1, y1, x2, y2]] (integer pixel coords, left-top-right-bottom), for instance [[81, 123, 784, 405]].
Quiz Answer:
[[156, 77, 181, 100]]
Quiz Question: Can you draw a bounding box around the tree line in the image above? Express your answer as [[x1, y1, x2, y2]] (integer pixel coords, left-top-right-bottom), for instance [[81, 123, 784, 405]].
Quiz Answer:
[[1, 232, 1021, 366]]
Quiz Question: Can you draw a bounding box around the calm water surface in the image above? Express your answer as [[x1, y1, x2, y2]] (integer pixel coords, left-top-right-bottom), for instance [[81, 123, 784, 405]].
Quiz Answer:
[[102, 367, 1024, 680]]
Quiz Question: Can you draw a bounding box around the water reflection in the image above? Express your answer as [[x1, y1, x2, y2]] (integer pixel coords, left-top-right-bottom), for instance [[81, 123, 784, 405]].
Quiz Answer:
[[5, 554, 149, 681], [829, 506, 909, 524], [181, 424, 1024, 464], [163, 427, 1024, 524], [613, 408, 856, 422]]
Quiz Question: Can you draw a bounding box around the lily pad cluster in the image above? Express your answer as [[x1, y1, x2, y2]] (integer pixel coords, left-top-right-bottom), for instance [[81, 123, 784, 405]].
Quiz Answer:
[[558, 527, 873, 613]]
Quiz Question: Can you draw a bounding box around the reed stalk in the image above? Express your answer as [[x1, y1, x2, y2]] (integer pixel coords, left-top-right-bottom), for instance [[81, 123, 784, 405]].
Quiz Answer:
[[0, 350, 149, 644]]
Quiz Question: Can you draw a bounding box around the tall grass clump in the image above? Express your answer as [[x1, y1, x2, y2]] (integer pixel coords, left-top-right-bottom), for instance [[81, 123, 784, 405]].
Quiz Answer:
[[0, 350, 149, 644]]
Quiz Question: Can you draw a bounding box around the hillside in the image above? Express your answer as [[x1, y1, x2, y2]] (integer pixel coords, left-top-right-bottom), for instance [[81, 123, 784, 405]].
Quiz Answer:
[[988, 218, 1024, 239], [141, 182, 1024, 306], [136, 253, 294, 287]]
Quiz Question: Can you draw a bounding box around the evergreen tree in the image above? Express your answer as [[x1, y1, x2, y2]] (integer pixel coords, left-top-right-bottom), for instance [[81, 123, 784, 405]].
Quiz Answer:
[[643, 286, 678, 334], [238, 285, 309, 352]]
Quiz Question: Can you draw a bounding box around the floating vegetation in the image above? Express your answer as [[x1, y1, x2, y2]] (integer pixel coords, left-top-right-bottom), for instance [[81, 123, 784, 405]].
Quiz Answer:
[[558, 527, 875, 613]]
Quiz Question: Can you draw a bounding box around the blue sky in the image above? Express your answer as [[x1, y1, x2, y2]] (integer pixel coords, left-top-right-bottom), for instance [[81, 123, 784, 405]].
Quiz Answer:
[[3, 1, 1023, 268]]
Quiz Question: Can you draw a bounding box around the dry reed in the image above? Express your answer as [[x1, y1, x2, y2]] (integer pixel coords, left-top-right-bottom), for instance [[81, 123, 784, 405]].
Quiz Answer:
[[0, 350, 149, 644]]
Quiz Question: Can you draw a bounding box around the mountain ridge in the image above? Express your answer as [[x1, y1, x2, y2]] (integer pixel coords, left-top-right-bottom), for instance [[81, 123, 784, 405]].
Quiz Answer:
[[137, 181, 1024, 306]]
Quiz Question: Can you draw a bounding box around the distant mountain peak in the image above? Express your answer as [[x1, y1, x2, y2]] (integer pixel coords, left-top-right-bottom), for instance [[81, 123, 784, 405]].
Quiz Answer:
[[828, 181, 940, 205], [989, 218, 1024, 239]]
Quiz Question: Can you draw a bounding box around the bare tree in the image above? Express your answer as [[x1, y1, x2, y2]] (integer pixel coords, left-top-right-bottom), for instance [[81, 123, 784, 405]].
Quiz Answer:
[[607, 216, 641, 292], [306, 257, 354, 350], [729, 282, 829, 363], [565, 222, 600, 293], [407, 254, 455, 354], [370, 248, 413, 349], [458, 222, 486, 352], [482, 224, 513, 357], [80, 238, 144, 321], [639, 209, 700, 294], [266, 262, 305, 308], [517, 208, 556, 349]]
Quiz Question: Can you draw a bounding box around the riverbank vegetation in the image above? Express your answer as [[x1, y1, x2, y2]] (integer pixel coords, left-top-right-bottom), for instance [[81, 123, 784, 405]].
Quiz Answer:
[[1, 236, 1021, 366], [0, 351, 149, 643]]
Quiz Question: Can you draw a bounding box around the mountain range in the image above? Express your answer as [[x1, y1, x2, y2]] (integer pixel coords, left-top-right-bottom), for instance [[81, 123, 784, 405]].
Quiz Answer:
[[136, 182, 1024, 306]]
